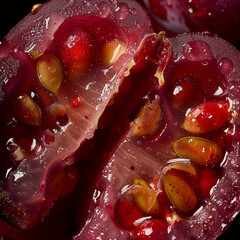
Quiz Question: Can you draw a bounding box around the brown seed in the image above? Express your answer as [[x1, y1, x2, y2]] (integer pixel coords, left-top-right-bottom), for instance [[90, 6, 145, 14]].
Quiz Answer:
[[37, 54, 63, 94]]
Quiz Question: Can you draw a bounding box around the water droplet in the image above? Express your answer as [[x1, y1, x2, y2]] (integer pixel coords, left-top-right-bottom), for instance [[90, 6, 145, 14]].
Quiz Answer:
[[183, 40, 213, 61], [188, 8, 194, 14], [67, 0, 75, 5], [135, 22, 141, 29], [201, 60, 209, 66], [110, 0, 118, 5], [98, 1, 111, 18], [115, 3, 129, 20], [84, 0, 90, 7], [218, 57, 234, 75], [130, 8, 137, 16]]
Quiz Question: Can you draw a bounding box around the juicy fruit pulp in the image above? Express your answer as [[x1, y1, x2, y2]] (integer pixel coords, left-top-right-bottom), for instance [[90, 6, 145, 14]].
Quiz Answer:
[[75, 32, 239, 240], [56, 28, 96, 80], [0, 0, 153, 235], [0, 1, 240, 240]]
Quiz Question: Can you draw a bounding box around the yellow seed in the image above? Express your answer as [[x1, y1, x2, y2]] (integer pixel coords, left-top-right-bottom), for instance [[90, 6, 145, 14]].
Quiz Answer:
[[132, 99, 161, 136], [13, 94, 42, 126], [163, 174, 197, 213], [29, 49, 44, 60], [0, 191, 6, 201], [32, 3, 42, 12], [124, 59, 136, 77], [173, 137, 223, 166], [102, 39, 126, 65], [37, 54, 63, 94], [155, 70, 165, 86], [133, 179, 161, 215]]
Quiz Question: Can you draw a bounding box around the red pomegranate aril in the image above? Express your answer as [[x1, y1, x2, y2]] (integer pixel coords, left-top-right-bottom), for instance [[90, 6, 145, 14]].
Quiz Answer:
[[165, 61, 204, 110], [132, 219, 168, 240], [56, 28, 96, 80], [197, 61, 227, 97], [200, 167, 218, 198], [169, 75, 198, 110], [44, 134, 55, 145], [182, 101, 231, 134], [115, 198, 146, 230], [71, 94, 83, 107]]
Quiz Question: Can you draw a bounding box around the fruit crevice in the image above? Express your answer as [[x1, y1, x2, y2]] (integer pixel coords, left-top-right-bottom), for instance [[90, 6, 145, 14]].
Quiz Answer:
[[0, 0, 240, 240]]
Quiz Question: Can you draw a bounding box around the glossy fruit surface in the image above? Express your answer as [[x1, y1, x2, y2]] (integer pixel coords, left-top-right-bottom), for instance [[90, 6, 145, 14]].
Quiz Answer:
[[0, 1, 240, 240], [182, 101, 231, 134], [56, 28, 96, 80]]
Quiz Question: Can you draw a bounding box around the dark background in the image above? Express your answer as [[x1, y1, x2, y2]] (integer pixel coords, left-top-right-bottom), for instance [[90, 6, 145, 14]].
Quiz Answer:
[[0, 0, 239, 239], [0, 1, 44, 40]]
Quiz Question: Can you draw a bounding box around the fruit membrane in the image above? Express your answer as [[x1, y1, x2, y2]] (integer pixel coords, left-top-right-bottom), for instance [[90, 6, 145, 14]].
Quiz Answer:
[[75, 32, 240, 240], [0, 0, 153, 230]]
